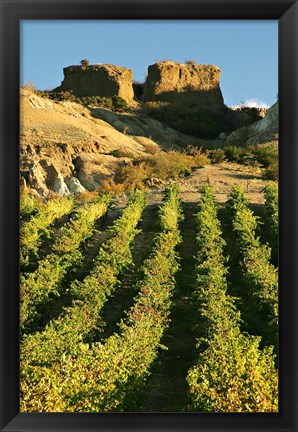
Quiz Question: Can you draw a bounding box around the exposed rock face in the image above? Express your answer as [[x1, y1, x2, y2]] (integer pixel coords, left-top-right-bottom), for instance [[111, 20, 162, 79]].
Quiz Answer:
[[223, 107, 267, 133], [143, 61, 225, 111], [66, 177, 86, 195], [27, 164, 49, 197], [55, 64, 134, 103], [225, 102, 278, 147], [26, 161, 71, 197], [51, 172, 70, 196]]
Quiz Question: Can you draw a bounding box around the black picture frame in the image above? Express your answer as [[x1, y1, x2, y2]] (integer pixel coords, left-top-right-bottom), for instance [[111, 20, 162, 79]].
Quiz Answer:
[[0, 0, 297, 431]]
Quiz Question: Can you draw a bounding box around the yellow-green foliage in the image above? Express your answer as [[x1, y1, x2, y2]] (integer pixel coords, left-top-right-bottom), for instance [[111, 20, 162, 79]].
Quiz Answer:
[[21, 190, 146, 382], [264, 183, 278, 240], [20, 192, 42, 221], [20, 195, 111, 331], [187, 185, 278, 413], [188, 331, 278, 412], [53, 195, 111, 254], [228, 186, 278, 327], [20, 196, 74, 267], [21, 186, 182, 412]]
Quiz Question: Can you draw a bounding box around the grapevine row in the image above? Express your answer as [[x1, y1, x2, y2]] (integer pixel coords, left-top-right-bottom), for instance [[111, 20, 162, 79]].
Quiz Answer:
[[20, 196, 74, 268], [20, 192, 42, 222], [21, 186, 182, 412], [187, 185, 278, 412], [264, 183, 278, 254], [21, 189, 146, 366], [227, 186, 278, 342], [20, 195, 111, 331]]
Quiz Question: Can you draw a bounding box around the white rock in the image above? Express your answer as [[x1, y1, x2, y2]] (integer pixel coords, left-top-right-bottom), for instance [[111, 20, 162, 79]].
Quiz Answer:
[[66, 177, 86, 195], [51, 172, 70, 196]]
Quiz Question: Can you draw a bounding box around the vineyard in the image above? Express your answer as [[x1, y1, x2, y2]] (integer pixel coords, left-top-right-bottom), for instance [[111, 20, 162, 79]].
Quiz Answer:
[[20, 184, 278, 412]]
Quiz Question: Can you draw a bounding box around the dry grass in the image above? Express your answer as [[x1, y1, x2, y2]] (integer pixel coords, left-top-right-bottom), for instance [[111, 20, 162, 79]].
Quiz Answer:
[[89, 150, 210, 195], [97, 178, 127, 194], [75, 190, 103, 204]]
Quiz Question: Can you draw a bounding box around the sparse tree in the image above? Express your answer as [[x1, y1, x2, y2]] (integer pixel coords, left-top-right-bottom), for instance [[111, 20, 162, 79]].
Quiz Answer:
[[80, 59, 90, 68], [185, 59, 197, 65]]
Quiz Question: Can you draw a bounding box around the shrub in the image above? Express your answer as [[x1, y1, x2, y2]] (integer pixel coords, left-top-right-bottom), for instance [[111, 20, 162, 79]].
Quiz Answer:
[[49, 91, 77, 102], [20, 192, 42, 221], [185, 59, 197, 65], [250, 145, 278, 168], [97, 178, 126, 194], [109, 150, 197, 192], [109, 149, 122, 158], [208, 148, 226, 164], [193, 152, 210, 167], [263, 163, 278, 181], [102, 98, 114, 110], [75, 190, 102, 204], [224, 146, 245, 163], [185, 146, 210, 167], [115, 161, 151, 190], [34, 90, 51, 98], [80, 59, 90, 68], [111, 96, 127, 111], [150, 151, 195, 180]]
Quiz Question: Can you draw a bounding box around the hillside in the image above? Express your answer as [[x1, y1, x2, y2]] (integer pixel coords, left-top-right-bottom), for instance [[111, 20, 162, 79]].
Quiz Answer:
[[20, 60, 278, 201], [20, 91, 277, 203], [20, 88, 214, 197]]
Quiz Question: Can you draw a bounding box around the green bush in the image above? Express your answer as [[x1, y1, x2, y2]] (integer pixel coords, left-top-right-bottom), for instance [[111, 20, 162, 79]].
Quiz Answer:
[[47, 92, 126, 112], [264, 184, 278, 239], [111, 96, 127, 111], [251, 145, 278, 168], [263, 163, 278, 181], [224, 146, 245, 162], [109, 149, 122, 158], [208, 148, 226, 164], [20, 191, 145, 366], [227, 186, 278, 344], [80, 59, 90, 68]]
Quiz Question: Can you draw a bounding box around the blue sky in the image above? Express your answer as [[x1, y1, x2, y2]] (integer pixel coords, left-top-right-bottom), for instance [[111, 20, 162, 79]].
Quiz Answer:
[[20, 20, 278, 108]]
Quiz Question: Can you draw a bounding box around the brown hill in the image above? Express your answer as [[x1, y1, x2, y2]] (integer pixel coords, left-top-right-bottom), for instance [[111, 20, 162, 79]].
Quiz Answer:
[[20, 89, 211, 197]]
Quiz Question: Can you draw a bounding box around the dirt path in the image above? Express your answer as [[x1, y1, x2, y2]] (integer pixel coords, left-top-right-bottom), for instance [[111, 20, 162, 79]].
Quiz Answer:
[[144, 162, 270, 207]]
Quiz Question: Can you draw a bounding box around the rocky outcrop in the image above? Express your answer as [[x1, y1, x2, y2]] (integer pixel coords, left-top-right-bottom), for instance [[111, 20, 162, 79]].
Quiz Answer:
[[223, 107, 267, 132], [143, 61, 225, 112], [225, 102, 278, 147], [55, 64, 134, 103], [27, 164, 49, 197], [66, 177, 86, 195]]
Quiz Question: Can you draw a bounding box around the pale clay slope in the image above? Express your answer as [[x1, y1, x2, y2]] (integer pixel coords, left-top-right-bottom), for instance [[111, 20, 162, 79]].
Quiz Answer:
[[20, 89, 213, 197], [21, 90, 155, 196], [20, 89, 277, 203], [226, 102, 278, 147]]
